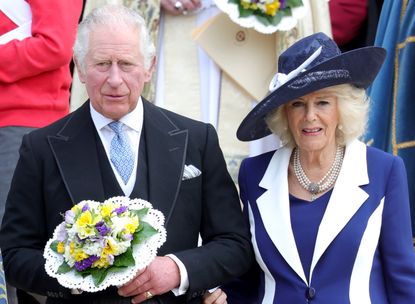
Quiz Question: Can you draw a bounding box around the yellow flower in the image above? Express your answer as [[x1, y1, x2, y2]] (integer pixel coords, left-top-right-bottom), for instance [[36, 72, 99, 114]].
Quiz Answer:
[[69, 241, 76, 254], [71, 204, 82, 215], [104, 238, 118, 256], [75, 210, 101, 239], [100, 203, 114, 218], [125, 215, 139, 234], [93, 254, 110, 268], [73, 248, 88, 261], [241, 1, 250, 9], [77, 210, 93, 227], [265, 0, 280, 16], [57, 242, 65, 254]]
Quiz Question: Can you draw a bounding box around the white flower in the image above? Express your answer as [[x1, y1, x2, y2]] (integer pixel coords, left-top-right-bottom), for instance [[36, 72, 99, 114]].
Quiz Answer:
[[83, 239, 105, 256]]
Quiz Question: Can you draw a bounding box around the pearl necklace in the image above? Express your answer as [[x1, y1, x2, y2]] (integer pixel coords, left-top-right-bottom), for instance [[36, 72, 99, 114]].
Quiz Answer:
[[293, 145, 344, 201]]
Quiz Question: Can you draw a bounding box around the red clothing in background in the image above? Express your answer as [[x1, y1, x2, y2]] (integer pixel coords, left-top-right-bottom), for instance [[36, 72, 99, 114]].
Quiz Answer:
[[329, 0, 368, 47], [0, 0, 83, 128]]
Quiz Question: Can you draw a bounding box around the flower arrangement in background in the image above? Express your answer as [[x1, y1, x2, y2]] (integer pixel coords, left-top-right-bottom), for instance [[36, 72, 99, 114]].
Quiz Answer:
[[44, 197, 166, 292], [214, 0, 305, 34], [232, 0, 303, 26]]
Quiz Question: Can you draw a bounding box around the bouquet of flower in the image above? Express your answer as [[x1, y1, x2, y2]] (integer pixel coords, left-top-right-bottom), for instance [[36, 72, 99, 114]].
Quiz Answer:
[[214, 0, 305, 34], [44, 197, 166, 292]]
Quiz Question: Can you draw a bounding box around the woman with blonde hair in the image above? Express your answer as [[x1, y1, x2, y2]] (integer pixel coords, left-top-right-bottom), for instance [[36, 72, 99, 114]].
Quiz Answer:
[[220, 32, 415, 303]]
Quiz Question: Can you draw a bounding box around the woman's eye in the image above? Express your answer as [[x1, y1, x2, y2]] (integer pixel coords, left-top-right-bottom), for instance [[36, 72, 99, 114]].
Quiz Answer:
[[291, 101, 304, 107], [317, 100, 330, 106]]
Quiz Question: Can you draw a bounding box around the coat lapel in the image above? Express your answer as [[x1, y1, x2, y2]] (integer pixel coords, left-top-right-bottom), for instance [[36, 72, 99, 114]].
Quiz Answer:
[[256, 146, 308, 284], [256, 140, 370, 285], [142, 101, 187, 226], [309, 139, 369, 281], [47, 102, 106, 204]]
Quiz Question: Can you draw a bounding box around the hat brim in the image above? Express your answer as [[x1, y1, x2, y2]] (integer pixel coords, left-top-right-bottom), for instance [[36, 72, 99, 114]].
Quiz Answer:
[[236, 46, 386, 141]]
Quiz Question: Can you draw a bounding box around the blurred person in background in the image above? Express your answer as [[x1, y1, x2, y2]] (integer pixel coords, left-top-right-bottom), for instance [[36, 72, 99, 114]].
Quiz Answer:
[[0, 1, 83, 303]]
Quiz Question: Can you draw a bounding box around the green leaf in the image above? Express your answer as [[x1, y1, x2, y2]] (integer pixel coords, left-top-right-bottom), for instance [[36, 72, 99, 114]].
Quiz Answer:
[[132, 221, 158, 245], [57, 262, 72, 274], [132, 208, 149, 219], [286, 0, 303, 8], [240, 8, 254, 18], [256, 15, 271, 26], [113, 247, 135, 267], [91, 268, 109, 287], [50, 240, 60, 253], [229, 0, 239, 4], [280, 7, 292, 17], [270, 11, 284, 26]]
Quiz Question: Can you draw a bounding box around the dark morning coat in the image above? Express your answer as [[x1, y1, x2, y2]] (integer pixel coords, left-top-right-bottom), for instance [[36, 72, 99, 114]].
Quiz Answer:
[[0, 99, 253, 303]]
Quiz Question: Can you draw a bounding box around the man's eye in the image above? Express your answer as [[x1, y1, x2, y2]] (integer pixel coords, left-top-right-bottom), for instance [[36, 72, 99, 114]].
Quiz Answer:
[[119, 62, 134, 71]]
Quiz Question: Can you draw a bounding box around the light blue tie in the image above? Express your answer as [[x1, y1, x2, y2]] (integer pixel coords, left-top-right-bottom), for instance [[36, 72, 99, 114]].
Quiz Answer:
[[109, 121, 134, 184]]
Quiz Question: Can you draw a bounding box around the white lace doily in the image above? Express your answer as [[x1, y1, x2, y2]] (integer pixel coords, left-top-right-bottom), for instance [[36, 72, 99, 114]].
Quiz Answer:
[[44, 197, 167, 292], [214, 0, 306, 34]]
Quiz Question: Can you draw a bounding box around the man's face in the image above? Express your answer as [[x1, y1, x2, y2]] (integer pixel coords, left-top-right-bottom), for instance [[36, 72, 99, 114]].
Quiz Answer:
[[77, 25, 154, 120]]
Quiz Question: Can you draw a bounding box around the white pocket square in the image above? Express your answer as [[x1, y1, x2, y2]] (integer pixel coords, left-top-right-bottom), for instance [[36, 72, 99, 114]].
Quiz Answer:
[[182, 164, 202, 180]]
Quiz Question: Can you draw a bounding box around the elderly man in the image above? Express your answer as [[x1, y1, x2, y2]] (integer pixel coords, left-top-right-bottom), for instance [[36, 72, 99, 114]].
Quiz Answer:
[[0, 4, 252, 304]]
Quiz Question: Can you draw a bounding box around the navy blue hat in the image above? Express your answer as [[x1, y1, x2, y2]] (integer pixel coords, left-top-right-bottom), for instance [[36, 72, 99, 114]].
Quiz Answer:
[[236, 32, 386, 141]]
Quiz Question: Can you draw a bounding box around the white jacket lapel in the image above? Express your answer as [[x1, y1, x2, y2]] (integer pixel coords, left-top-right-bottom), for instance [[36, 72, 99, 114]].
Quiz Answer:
[[256, 146, 308, 284], [310, 140, 369, 281]]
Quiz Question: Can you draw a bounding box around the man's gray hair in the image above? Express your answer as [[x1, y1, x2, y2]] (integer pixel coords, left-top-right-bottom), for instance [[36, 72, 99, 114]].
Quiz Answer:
[[73, 4, 155, 71]]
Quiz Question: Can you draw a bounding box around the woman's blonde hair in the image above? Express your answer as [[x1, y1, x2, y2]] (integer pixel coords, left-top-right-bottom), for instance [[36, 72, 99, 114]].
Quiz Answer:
[[265, 84, 369, 146]]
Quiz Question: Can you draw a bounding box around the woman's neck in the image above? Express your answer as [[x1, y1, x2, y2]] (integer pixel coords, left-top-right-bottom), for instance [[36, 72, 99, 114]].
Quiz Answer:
[[297, 145, 338, 179]]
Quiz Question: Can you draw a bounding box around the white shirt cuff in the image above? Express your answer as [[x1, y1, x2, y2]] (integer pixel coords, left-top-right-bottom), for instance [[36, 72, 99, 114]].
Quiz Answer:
[[166, 254, 189, 296]]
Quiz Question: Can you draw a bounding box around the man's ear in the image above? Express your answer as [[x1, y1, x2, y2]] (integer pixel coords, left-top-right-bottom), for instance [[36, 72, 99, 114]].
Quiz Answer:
[[144, 56, 157, 82], [74, 56, 86, 83]]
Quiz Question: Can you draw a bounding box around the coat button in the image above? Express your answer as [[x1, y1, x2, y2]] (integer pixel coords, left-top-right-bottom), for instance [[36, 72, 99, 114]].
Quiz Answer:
[[306, 287, 316, 300]]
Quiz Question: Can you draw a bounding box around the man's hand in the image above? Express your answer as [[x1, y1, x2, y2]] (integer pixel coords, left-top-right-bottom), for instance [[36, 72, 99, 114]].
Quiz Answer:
[[118, 256, 180, 303], [161, 0, 201, 15], [203, 288, 228, 304]]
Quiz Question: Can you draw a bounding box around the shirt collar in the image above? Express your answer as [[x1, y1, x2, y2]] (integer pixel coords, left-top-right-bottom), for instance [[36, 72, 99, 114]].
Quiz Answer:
[[90, 97, 144, 132]]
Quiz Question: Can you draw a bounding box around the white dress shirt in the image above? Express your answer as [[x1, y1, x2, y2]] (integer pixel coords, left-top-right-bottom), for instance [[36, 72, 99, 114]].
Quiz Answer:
[[90, 101, 142, 196], [89, 99, 189, 295]]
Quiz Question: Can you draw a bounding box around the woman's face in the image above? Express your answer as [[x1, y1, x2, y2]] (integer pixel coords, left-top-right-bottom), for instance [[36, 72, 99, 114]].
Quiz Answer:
[[285, 88, 339, 153]]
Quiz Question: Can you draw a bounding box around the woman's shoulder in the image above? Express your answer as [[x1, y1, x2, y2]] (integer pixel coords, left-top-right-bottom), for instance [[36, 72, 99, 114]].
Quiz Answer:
[[366, 145, 401, 164], [241, 150, 276, 168], [239, 149, 278, 182], [365, 144, 406, 177]]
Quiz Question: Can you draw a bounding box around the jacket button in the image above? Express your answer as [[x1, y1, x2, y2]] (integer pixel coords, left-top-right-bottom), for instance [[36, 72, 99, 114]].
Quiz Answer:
[[306, 287, 316, 300], [191, 291, 199, 298]]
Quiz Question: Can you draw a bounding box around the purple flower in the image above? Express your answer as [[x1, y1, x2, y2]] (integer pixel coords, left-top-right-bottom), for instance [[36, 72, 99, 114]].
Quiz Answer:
[[82, 203, 90, 212], [64, 210, 75, 224], [56, 223, 67, 242], [107, 254, 114, 266], [123, 233, 133, 241], [95, 221, 111, 236], [74, 255, 99, 271], [280, 0, 286, 9], [113, 205, 127, 215]]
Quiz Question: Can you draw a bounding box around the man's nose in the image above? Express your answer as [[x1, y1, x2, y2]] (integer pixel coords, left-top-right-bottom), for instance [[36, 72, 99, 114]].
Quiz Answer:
[[107, 64, 123, 87]]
